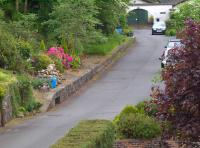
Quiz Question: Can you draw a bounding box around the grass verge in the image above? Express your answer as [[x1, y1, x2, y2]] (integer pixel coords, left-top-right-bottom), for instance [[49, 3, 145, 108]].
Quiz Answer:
[[51, 120, 115, 148]]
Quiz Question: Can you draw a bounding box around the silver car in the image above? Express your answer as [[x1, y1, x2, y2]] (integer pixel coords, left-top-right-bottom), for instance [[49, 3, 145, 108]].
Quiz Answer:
[[160, 39, 182, 68], [152, 22, 166, 35]]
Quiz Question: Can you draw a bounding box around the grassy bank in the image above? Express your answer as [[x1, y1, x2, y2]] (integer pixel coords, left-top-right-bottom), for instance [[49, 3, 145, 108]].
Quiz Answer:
[[84, 34, 127, 55]]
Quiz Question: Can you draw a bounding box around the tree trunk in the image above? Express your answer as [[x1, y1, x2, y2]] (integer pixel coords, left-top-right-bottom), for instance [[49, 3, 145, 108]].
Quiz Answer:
[[24, 0, 28, 13], [16, 0, 19, 12]]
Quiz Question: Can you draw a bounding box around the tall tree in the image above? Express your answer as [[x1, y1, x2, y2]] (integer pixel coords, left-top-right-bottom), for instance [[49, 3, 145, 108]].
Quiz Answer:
[[24, 0, 28, 13], [15, 0, 19, 11], [46, 0, 99, 42], [95, 0, 130, 34]]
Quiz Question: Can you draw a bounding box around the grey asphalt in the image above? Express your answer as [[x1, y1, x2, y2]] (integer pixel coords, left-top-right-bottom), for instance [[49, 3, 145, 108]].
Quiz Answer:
[[0, 30, 168, 148]]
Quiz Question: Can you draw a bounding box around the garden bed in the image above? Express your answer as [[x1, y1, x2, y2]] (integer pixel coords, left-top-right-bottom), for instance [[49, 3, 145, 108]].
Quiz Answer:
[[37, 37, 135, 112]]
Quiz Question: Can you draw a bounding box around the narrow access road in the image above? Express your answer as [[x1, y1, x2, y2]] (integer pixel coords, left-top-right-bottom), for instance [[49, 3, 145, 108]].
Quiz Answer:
[[0, 30, 168, 148]]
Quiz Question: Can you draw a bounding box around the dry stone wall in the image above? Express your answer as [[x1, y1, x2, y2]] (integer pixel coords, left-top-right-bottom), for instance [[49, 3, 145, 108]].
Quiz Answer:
[[0, 94, 13, 126]]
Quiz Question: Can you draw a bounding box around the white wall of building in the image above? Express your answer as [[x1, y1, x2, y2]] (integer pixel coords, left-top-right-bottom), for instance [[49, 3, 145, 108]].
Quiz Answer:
[[128, 4, 173, 23]]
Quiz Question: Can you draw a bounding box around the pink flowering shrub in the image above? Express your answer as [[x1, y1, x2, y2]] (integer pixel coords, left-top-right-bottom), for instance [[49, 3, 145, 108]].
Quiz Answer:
[[47, 47, 73, 68]]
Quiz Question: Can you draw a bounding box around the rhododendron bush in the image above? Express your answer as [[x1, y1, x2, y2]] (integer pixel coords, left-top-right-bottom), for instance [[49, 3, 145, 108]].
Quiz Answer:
[[152, 19, 200, 142], [47, 47, 73, 68]]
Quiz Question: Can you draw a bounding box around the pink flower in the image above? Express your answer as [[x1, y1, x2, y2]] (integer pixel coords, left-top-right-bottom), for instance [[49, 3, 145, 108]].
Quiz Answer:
[[63, 54, 69, 59], [67, 56, 73, 62], [47, 47, 73, 69], [57, 47, 64, 53], [48, 47, 57, 52], [48, 47, 57, 55]]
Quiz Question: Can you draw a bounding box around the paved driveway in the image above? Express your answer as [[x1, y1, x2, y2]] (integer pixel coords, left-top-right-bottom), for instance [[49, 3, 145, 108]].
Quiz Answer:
[[0, 30, 168, 148]]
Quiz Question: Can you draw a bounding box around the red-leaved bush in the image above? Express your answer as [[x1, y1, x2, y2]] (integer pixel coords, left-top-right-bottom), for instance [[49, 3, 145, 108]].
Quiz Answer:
[[152, 19, 200, 142]]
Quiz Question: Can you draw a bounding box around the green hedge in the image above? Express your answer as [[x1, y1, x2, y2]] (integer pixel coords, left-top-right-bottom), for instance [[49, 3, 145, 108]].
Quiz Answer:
[[113, 104, 161, 140], [51, 120, 115, 148], [116, 113, 161, 139]]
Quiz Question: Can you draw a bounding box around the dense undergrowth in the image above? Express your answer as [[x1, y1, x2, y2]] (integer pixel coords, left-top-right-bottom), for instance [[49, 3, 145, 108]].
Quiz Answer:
[[0, 70, 41, 117], [0, 70, 16, 100]]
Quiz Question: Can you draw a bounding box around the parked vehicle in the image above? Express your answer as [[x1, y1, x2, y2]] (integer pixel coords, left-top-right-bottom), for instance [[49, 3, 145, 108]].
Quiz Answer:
[[152, 21, 166, 35], [160, 39, 182, 68]]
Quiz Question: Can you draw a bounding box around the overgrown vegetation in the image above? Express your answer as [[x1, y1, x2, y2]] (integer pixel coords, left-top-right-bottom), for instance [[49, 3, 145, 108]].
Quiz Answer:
[[166, 0, 200, 36], [0, 70, 16, 100], [33, 54, 54, 71], [51, 120, 115, 148], [0, 70, 41, 118]]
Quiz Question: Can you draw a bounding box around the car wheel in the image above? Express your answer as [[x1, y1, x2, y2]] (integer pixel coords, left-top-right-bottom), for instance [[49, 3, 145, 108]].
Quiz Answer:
[[161, 63, 164, 68], [152, 29, 154, 35]]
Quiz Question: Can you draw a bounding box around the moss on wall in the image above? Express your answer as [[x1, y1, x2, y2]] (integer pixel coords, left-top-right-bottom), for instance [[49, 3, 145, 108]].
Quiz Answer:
[[0, 70, 40, 119]]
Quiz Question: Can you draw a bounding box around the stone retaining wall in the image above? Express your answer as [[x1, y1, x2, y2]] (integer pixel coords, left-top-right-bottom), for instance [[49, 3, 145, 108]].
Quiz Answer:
[[41, 37, 135, 112], [0, 93, 13, 126]]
